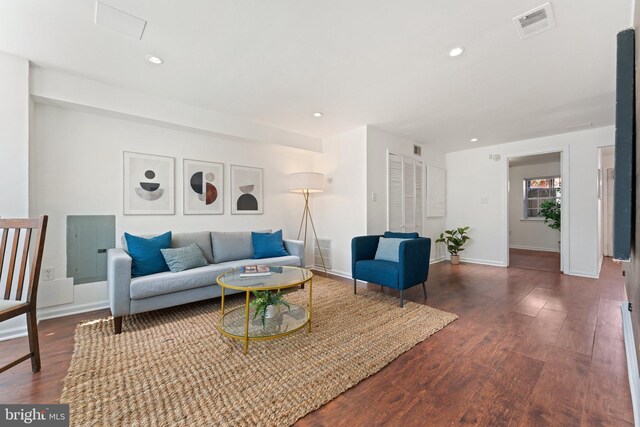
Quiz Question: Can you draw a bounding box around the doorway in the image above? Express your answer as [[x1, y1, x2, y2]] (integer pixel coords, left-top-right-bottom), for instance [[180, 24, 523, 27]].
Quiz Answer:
[[598, 146, 615, 259], [507, 152, 562, 272]]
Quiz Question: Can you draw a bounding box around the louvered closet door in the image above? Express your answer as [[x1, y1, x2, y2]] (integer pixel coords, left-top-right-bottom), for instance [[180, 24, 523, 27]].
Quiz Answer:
[[404, 159, 416, 232], [388, 153, 404, 232], [387, 153, 424, 234], [414, 161, 423, 235]]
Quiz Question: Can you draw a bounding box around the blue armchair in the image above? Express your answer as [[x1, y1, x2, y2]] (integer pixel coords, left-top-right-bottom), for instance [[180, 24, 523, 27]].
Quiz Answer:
[[351, 232, 431, 307]]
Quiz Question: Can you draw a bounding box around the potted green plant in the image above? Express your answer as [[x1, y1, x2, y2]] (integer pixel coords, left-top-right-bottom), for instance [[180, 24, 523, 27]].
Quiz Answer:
[[249, 290, 290, 328], [436, 227, 470, 265], [539, 199, 561, 231]]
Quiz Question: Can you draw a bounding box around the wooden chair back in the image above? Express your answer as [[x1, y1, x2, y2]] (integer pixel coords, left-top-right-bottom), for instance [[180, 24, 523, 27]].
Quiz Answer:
[[0, 216, 48, 306]]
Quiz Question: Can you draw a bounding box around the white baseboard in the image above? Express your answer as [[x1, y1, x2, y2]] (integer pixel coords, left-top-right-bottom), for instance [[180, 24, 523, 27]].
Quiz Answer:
[[621, 301, 640, 427], [509, 245, 560, 253], [0, 300, 109, 342], [430, 257, 445, 265], [459, 257, 506, 267], [567, 270, 599, 279]]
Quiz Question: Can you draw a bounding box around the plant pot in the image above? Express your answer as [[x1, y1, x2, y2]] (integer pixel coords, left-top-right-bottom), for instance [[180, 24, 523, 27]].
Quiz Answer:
[[450, 255, 460, 265], [264, 305, 278, 319]]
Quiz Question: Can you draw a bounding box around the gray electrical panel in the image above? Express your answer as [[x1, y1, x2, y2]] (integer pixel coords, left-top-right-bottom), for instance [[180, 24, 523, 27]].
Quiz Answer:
[[67, 215, 116, 285]]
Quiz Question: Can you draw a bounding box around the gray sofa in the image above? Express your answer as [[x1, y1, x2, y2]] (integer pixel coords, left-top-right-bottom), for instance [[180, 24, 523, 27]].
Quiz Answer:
[[107, 230, 304, 334]]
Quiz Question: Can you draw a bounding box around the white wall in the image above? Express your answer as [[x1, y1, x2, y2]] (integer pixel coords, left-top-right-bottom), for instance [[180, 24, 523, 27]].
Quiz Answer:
[[313, 127, 368, 277], [0, 52, 29, 218], [1, 102, 315, 341], [366, 126, 446, 261], [446, 126, 614, 277], [508, 161, 561, 252]]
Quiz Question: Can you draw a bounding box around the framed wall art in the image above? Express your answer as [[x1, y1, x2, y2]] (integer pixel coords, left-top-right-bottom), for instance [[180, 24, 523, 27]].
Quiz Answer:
[[230, 165, 263, 215], [123, 151, 175, 215], [183, 159, 224, 214]]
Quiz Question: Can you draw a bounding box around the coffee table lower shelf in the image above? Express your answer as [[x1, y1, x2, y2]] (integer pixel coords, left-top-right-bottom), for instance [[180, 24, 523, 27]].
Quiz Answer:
[[217, 303, 310, 354]]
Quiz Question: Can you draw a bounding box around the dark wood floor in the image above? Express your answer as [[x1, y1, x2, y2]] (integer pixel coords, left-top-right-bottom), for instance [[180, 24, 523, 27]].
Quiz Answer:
[[509, 248, 561, 273], [0, 259, 632, 426]]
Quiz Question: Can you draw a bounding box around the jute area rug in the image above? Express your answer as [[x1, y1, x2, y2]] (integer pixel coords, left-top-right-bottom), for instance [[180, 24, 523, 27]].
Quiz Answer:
[[60, 277, 458, 426]]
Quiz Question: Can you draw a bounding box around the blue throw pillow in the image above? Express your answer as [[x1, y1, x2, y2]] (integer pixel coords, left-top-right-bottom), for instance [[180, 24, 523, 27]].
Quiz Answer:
[[252, 230, 289, 259], [160, 244, 208, 273], [124, 232, 172, 277], [374, 237, 408, 263]]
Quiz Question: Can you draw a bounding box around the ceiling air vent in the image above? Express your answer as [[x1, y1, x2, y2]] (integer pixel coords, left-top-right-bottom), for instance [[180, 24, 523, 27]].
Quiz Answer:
[[513, 2, 556, 40]]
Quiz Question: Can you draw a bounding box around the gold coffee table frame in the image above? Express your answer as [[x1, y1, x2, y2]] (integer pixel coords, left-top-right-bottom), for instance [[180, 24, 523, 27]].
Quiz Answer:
[[216, 266, 313, 354]]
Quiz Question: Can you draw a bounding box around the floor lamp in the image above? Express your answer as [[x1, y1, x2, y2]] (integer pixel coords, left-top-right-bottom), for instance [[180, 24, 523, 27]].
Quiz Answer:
[[288, 172, 328, 274]]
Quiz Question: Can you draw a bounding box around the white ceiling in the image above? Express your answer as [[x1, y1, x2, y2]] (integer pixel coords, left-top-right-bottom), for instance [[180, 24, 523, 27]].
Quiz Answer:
[[0, 0, 632, 152]]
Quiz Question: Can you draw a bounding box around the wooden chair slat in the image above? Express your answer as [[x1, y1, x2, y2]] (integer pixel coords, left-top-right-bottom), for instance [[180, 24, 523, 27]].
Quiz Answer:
[[4, 229, 21, 300], [0, 229, 7, 282], [15, 228, 32, 301]]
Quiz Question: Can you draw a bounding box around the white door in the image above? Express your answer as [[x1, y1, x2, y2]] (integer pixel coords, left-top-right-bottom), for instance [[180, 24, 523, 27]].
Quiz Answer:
[[387, 152, 423, 234], [604, 168, 615, 256]]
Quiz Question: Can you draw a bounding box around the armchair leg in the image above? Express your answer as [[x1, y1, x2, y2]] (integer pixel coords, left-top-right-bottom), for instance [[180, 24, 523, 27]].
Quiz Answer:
[[26, 310, 41, 373], [422, 282, 427, 299], [400, 289, 404, 308], [114, 316, 123, 334], [353, 279, 356, 295]]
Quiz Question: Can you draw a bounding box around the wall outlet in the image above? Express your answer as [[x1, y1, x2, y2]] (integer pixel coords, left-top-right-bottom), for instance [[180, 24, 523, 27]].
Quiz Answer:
[[42, 267, 55, 281]]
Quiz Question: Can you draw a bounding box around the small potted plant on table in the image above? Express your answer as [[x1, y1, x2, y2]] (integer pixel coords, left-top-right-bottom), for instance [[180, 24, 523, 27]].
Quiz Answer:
[[436, 227, 470, 265], [250, 290, 291, 328]]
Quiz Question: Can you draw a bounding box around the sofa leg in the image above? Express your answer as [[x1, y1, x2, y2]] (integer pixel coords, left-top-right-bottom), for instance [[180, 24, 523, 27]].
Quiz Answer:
[[400, 289, 404, 308], [422, 282, 427, 299], [114, 316, 123, 334], [353, 279, 357, 295]]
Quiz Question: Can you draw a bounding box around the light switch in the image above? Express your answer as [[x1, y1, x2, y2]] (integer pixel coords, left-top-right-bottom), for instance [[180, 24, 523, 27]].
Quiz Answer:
[[479, 196, 489, 204]]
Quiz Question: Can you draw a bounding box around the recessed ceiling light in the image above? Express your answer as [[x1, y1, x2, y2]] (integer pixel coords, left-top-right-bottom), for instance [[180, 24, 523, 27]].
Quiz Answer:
[[449, 47, 465, 57], [313, 112, 323, 118], [145, 55, 164, 64], [470, 138, 479, 142]]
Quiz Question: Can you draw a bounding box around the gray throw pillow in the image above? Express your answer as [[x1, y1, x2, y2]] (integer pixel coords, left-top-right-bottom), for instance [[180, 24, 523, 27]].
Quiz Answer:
[[160, 244, 208, 273], [172, 231, 214, 264]]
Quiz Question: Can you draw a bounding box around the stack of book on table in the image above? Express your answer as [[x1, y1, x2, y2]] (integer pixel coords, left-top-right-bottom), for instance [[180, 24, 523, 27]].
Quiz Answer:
[[240, 265, 271, 277]]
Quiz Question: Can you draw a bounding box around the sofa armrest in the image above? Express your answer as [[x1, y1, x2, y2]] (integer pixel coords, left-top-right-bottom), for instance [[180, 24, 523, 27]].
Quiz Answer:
[[108, 248, 132, 317], [398, 237, 431, 289], [351, 235, 382, 278], [283, 239, 305, 267]]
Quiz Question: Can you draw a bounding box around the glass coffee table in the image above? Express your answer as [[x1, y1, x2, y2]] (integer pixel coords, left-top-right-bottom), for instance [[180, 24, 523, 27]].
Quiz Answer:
[[216, 266, 313, 354]]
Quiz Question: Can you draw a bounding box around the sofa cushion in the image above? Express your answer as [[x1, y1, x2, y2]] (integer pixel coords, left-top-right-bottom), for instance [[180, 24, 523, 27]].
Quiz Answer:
[[384, 231, 419, 239], [161, 244, 208, 272], [124, 232, 171, 277], [354, 259, 399, 288], [252, 230, 289, 259], [210, 229, 271, 263], [374, 237, 408, 263], [130, 264, 226, 299], [172, 231, 214, 264]]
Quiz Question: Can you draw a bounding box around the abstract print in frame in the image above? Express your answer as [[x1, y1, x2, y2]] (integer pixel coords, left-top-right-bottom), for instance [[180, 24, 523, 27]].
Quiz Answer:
[[123, 151, 175, 215], [230, 165, 263, 215], [183, 159, 224, 215]]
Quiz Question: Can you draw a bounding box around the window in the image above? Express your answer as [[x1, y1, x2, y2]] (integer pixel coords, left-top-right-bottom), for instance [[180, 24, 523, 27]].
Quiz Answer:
[[523, 176, 561, 218]]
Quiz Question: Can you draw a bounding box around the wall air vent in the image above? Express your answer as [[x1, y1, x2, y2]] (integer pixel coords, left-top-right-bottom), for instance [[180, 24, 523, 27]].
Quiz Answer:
[[513, 2, 556, 40]]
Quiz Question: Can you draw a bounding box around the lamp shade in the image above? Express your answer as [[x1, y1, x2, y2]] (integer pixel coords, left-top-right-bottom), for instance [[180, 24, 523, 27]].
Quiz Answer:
[[288, 172, 325, 193]]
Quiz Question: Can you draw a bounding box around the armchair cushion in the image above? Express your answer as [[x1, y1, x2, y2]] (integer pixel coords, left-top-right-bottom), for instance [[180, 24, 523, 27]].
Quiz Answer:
[[374, 237, 408, 263], [354, 260, 399, 288]]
